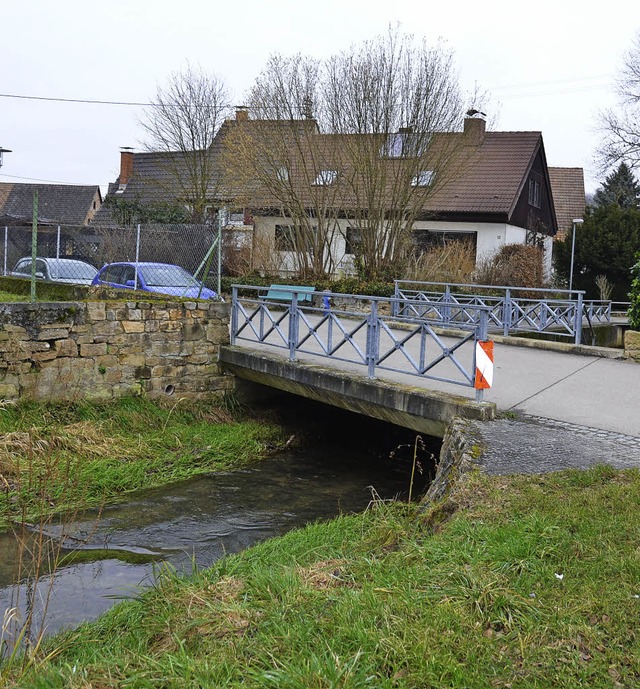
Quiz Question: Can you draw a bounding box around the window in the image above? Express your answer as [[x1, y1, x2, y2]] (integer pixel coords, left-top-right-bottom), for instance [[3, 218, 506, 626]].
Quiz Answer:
[[528, 179, 541, 208], [276, 167, 289, 183], [381, 130, 430, 157], [411, 170, 435, 187], [312, 170, 337, 185], [344, 227, 362, 255], [275, 225, 296, 252]]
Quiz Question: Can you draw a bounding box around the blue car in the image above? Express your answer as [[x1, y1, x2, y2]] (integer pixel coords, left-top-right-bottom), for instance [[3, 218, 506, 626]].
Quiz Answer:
[[92, 262, 218, 300]]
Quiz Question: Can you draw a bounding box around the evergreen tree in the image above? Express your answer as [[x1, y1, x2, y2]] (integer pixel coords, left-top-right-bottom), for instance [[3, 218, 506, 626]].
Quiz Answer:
[[554, 204, 640, 301], [593, 162, 640, 209]]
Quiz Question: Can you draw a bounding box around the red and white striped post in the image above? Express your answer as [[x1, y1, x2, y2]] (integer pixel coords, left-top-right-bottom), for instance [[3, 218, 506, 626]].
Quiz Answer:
[[474, 340, 494, 402]]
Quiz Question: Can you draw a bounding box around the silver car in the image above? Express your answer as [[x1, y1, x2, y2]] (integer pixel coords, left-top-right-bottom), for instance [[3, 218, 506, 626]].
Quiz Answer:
[[10, 257, 99, 286]]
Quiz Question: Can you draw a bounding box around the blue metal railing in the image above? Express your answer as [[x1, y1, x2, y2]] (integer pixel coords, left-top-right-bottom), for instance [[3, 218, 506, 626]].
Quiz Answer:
[[230, 285, 492, 401], [393, 280, 613, 344]]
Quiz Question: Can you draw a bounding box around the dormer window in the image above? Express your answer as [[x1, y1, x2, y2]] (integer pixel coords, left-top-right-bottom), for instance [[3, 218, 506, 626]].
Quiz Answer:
[[381, 129, 429, 157], [411, 170, 435, 187], [312, 170, 337, 185]]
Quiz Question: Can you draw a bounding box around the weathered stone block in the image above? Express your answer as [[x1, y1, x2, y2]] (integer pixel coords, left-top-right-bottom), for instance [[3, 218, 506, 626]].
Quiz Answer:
[[159, 321, 182, 333], [80, 342, 108, 357], [86, 302, 106, 321], [122, 321, 145, 333], [32, 350, 59, 363], [182, 322, 205, 341], [151, 364, 185, 378], [92, 320, 125, 337], [119, 353, 145, 367], [53, 339, 78, 357], [34, 328, 69, 341]]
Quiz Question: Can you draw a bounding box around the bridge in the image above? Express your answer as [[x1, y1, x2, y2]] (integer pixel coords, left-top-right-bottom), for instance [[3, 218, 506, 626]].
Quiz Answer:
[[220, 285, 639, 439]]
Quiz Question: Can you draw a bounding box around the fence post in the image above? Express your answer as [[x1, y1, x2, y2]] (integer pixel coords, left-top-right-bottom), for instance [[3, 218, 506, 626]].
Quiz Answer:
[[392, 281, 399, 318], [31, 190, 38, 303], [574, 292, 583, 344], [56, 225, 61, 258], [230, 286, 239, 344], [365, 300, 379, 378], [444, 285, 451, 325], [503, 289, 511, 336], [288, 293, 299, 361], [134, 224, 141, 290]]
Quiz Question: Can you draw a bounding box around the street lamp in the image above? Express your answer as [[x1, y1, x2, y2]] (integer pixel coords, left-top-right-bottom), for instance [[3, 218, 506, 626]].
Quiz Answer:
[[569, 217, 584, 292], [0, 147, 11, 168]]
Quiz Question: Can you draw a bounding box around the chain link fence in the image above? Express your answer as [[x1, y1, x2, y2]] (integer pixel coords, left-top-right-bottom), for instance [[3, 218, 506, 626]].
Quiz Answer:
[[1, 223, 228, 299]]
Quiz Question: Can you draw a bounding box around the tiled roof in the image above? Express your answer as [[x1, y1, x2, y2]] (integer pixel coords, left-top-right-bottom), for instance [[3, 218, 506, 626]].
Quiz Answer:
[[548, 167, 586, 240], [98, 117, 549, 226], [425, 131, 542, 216], [0, 182, 102, 226]]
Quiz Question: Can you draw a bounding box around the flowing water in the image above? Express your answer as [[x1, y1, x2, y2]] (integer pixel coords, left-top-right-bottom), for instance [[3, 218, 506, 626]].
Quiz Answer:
[[0, 401, 440, 647]]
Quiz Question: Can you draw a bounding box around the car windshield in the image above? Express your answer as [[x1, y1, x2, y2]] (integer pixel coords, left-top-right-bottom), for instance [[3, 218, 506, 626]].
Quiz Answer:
[[140, 265, 199, 288], [49, 260, 97, 280]]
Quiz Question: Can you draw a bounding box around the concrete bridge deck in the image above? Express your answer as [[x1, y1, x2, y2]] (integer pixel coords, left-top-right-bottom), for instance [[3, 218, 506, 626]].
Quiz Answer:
[[224, 332, 638, 438]]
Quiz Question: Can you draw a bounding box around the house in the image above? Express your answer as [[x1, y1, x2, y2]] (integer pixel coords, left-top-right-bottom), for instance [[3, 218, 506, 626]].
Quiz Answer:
[[548, 167, 587, 242], [0, 182, 103, 271], [0, 182, 102, 226], [98, 111, 562, 278]]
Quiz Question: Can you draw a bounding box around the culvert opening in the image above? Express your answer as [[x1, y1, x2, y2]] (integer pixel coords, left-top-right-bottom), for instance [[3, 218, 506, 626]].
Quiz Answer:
[[165, 385, 175, 396]]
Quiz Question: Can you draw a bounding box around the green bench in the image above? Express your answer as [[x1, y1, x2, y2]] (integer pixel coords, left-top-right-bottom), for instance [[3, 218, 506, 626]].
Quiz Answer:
[[259, 284, 316, 304]]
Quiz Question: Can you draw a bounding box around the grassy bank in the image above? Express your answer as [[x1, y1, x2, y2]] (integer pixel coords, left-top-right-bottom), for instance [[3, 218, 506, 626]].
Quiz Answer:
[[6, 464, 639, 688], [0, 396, 288, 530]]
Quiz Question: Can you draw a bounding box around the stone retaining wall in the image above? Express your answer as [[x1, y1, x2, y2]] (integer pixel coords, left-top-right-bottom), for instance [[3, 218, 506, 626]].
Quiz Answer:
[[624, 329, 640, 361], [0, 300, 233, 402]]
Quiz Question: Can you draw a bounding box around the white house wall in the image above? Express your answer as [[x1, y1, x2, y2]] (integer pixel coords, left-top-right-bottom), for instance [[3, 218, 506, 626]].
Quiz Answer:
[[252, 215, 552, 278]]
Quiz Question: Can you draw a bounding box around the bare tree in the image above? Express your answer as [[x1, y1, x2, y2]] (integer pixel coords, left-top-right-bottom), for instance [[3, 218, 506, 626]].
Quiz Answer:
[[223, 27, 473, 280], [138, 63, 232, 222], [596, 31, 640, 173]]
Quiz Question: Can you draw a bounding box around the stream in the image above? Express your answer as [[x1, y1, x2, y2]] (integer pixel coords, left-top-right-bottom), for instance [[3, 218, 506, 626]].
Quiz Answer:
[[0, 402, 440, 647]]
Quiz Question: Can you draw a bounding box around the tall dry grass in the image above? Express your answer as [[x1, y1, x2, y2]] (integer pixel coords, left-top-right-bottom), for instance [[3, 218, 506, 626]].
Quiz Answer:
[[405, 240, 477, 283]]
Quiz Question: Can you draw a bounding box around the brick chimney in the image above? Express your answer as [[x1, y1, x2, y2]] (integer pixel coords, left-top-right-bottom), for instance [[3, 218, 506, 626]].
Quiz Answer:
[[463, 115, 486, 145], [235, 106, 249, 122], [119, 149, 134, 186]]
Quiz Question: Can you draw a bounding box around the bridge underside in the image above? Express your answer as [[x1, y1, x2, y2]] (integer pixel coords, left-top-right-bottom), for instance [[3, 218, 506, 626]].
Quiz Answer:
[[219, 346, 495, 438]]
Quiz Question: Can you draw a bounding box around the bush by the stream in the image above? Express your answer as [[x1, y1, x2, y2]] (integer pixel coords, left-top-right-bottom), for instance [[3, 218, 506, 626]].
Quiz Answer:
[[628, 254, 640, 330]]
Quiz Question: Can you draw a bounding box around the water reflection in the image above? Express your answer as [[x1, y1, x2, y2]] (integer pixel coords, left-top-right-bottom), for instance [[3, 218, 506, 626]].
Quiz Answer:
[[1, 407, 440, 646]]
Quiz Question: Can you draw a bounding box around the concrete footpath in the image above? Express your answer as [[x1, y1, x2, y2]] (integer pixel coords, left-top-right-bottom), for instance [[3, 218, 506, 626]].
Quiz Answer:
[[438, 336, 640, 474]]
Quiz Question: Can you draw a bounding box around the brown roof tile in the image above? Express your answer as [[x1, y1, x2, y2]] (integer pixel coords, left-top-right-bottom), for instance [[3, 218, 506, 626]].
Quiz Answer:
[[548, 167, 586, 240]]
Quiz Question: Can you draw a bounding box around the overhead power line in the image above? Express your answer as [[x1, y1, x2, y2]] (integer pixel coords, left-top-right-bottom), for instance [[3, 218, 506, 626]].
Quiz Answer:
[[0, 73, 617, 109], [0, 93, 153, 107], [0, 172, 108, 186]]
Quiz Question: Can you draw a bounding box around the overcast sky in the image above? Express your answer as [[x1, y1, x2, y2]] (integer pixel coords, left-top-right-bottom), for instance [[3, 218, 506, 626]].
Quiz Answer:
[[1, 0, 638, 197]]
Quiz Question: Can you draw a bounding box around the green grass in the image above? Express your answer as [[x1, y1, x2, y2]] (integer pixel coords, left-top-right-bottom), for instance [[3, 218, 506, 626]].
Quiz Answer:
[[0, 290, 31, 302], [6, 465, 640, 688], [0, 396, 287, 529]]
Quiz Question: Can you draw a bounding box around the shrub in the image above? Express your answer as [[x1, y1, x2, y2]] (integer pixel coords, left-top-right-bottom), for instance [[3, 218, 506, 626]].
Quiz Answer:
[[474, 244, 545, 290], [628, 255, 640, 330]]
